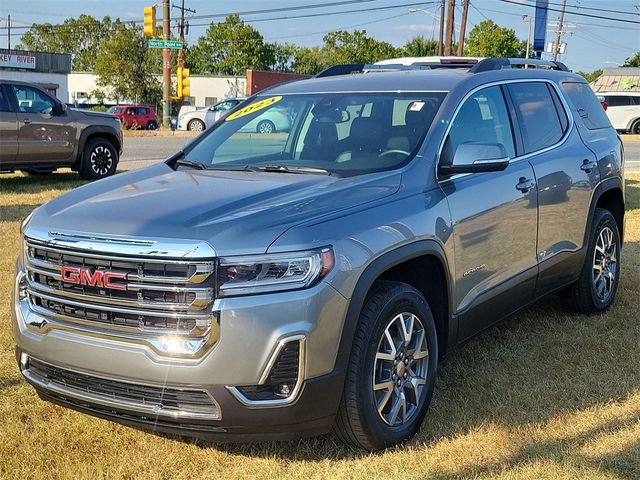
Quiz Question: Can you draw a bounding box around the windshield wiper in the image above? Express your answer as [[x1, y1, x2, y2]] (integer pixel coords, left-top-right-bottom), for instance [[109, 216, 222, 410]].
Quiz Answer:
[[175, 159, 207, 170], [248, 164, 332, 175]]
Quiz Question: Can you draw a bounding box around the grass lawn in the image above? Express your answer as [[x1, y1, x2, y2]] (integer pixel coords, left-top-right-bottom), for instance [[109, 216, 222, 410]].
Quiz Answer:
[[0, 171, 638, 480]]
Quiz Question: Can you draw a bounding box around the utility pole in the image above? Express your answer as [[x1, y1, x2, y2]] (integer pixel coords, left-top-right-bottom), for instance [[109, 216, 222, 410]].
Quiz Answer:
[[444, 0, 455, 56], [162, 0, 171, 128], [173, 1, 195, 69], [438, 0, 445, 56], [523, 15, 532, 62], [7, 14, 10, 50], [457, 0, 469, 56], [552, 0, 567, 61]]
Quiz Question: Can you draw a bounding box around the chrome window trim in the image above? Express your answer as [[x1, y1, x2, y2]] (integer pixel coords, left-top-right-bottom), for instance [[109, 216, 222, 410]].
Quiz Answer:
[[226, 335, 306, 408], [20, 354, 222, 420], [435, 78, 575, 183]]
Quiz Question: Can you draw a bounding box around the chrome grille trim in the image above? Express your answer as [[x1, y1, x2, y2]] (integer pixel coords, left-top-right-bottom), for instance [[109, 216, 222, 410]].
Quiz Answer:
[[23, 236, 218, 356]]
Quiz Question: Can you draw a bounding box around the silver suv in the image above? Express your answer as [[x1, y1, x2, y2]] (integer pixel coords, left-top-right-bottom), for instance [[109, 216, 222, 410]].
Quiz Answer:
[[12, 59, 625, 450]]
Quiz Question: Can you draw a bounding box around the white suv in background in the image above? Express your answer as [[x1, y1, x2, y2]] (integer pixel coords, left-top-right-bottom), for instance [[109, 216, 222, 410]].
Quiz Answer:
[[177, 98, 245, 132], [600, 92, 640, 134]]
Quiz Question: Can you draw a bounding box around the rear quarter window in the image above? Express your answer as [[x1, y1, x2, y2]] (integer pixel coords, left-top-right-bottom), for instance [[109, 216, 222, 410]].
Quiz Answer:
[[561, 81, 611, 130]]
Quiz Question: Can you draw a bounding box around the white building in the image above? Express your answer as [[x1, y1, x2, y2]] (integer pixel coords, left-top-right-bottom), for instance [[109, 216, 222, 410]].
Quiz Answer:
[[0, 49, 71, 102], [68, 72, 246, 107]]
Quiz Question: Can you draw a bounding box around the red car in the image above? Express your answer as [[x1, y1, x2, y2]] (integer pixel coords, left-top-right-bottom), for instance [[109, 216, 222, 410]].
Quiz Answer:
[[106, 105, 158, 130]]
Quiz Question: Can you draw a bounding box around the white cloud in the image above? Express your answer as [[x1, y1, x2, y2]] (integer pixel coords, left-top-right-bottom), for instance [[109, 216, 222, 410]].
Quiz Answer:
[[392, 23, 436, 33]]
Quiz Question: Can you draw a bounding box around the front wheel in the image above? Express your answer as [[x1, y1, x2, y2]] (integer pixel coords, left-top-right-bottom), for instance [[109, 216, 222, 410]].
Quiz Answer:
[[562, 208, 621, 314], [630, 119, 640, 135], [333, 281, 438, 450], [79, 138, 118, 180], [188, 119, 205, 132], [256, 120, 275, 134], [146, 121, 158, 130]]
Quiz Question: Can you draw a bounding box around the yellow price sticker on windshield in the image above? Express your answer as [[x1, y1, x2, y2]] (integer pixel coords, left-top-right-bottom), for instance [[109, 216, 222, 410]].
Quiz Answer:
[[225, 96, 282, 121]]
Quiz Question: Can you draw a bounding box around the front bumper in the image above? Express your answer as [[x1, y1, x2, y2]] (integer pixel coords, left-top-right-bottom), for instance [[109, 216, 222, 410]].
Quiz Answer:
[[12, 271, 350, 441]]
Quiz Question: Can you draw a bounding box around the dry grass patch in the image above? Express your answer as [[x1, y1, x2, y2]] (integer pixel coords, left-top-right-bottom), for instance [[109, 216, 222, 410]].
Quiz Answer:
[[0, 171, 638, 480]]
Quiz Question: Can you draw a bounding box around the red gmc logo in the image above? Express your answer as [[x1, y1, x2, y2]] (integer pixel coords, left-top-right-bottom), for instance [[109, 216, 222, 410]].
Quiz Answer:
[[60, 266, 127, 291]]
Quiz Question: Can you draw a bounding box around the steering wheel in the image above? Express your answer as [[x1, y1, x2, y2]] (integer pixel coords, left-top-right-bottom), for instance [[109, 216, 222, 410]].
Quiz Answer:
[[378, 149, 410, 158]]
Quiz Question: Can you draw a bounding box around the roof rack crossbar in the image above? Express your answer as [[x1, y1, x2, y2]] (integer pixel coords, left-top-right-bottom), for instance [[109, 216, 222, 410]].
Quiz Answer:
[[314, 63, 431, 78], [469, 58, 569, 73]]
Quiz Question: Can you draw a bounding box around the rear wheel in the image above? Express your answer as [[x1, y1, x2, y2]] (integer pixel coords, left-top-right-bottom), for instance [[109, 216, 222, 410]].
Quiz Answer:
[[631, 119, 640, 135], [188, 119, 205, 132], [79, 138, 118, 180], [146, 120, 158, 130], [333, 281, 438, 450], [562, 208, 621, 314]]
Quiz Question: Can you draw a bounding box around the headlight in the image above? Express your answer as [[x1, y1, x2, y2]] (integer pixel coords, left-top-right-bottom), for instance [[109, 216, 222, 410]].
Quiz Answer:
[[218, 247, 335, 297], [19, 211, 34, 272], [20, 211, 34, 235]]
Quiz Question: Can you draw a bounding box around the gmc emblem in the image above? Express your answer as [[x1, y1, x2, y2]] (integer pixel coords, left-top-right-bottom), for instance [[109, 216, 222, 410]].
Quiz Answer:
[[60, 266, 126, 291]]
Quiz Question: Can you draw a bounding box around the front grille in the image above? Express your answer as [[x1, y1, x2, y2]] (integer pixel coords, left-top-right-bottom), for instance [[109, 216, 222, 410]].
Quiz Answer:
[[26, 357, 220, 419], [24, 238, 216, 351]]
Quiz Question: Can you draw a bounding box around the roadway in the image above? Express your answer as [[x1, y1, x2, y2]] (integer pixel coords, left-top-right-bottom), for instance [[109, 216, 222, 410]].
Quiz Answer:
[[120, 135, 640, 173]]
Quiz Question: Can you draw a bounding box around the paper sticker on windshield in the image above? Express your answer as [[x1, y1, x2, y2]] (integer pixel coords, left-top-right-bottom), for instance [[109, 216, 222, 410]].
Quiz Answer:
[[225, 96, 282, 121], [409, 101, 425, 111]]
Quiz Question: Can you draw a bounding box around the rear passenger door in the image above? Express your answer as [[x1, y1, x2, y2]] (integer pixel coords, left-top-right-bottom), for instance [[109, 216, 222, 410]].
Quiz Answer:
[[438, 85, 539, 341], [0, 84, 18, 167], [507, 81, 600, 295]]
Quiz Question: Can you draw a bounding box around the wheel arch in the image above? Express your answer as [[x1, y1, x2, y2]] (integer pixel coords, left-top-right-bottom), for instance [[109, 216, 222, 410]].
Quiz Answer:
[[75, 127, 121, 170], [334, 240, 455, 381], [587, 178, 625, 245]]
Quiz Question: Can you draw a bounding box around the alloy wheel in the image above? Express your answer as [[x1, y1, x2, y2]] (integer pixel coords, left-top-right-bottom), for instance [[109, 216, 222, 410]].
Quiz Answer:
[[372, 312, 429, 427], [592, 226, 617, 303], [90, 145, 113, 176]]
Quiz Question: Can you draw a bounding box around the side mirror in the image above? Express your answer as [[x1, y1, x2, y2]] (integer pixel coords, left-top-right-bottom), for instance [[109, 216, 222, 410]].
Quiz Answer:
[[440, 142, 510, 175], [55, 102, 67, 115]]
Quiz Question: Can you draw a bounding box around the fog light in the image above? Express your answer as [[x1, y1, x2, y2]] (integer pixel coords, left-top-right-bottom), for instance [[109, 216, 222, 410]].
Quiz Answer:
[[277, 384, 291, 397], [19, 352, 29, 371]]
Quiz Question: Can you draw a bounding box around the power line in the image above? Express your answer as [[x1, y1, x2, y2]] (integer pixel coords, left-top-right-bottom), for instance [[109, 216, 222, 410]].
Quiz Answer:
[[516, 0, 639, 17], [496, 0, 640, 24]]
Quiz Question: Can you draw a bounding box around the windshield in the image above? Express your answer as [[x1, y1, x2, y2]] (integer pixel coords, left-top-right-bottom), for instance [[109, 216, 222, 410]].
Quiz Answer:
[[183, 92, 446, 176], [106, 107, 124, 114]]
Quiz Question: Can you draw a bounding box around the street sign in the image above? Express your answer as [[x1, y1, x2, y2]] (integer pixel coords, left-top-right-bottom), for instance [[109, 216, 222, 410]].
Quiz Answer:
[[148, 39, 184, 49]]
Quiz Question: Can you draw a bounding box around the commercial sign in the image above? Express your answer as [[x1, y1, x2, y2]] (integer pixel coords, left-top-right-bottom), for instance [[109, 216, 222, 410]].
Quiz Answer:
[[148, 39, 184, 49], [533, 0, 549, 58], [0, 53, 36, 69]]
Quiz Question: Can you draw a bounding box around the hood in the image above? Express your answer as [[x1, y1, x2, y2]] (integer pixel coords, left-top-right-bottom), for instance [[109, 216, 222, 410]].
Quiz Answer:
[[31, 163, 401, 256], [72, 108, 119, 120]]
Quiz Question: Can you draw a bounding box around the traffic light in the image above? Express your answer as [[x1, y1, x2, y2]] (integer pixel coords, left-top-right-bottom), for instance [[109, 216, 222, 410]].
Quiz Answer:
[[177, 67, 190, 98], [143, 6, 156, 37]]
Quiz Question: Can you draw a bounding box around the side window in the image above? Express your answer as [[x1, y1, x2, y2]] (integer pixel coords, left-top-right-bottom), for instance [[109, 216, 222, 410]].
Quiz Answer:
[[548, 84, 569, 133], [13, 85, 55, 114], [606, 96, 631, 107], [138, 107, 148, 115], [561, 82, 611, 130], [442, 85, 515, 165], [509, 82, 563, 153], [0, 87, 9, 112]]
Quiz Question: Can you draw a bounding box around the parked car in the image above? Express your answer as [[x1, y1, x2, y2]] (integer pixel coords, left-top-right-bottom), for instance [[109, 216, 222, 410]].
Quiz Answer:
[[237, 105, 293, 134], [13, 58, 624, 450], [0, 80, 123, 179], [177, 98, 245, 131], [599, 92, 640, 133], [106, 105, 158, 130]]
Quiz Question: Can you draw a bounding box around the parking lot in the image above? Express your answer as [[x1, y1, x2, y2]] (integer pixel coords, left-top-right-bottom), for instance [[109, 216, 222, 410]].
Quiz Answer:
[[121, 134, 640, 172]]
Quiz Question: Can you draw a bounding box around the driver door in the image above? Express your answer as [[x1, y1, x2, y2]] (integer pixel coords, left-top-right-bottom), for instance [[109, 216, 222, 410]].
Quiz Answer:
[[11, 84, 75, 164]]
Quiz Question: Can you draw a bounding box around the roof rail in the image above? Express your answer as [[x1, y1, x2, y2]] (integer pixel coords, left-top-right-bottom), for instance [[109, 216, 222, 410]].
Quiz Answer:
[[314, 63, 431, 78], [469, 58, 569, 73]]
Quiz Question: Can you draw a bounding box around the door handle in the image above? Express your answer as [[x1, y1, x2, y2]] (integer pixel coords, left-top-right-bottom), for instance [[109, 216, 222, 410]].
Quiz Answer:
[[580, 159, 597, 173], [516, 177, 535, 193], [22, 119, 31, 124]]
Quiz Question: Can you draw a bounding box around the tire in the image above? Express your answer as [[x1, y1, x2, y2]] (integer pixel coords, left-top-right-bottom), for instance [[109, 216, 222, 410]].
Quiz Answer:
[[146, 121, 158, 130], [333, 281, 438, 450], [562, 208, 621, 314], [79, 138, 118, 180], [256, 120, 275, 134], [631, 119, 640, 135], [188, 119, 205, 132]]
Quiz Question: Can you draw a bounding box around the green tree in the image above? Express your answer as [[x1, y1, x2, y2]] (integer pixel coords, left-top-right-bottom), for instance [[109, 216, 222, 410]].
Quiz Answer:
[[464, 20, 524, 58], [187, 15, 274, 75], [622, 52, 640, 67], [17, 15, 114, 71], [402, 36, 439, 57], [293, 30, 400, 75], [576, 69, 603, 83], [269, 43, 298, 72], [94, 22, 161, 104]]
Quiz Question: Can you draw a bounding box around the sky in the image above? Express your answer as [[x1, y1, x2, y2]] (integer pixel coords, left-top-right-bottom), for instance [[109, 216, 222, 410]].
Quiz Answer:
[[0, 0, 638, 72]]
